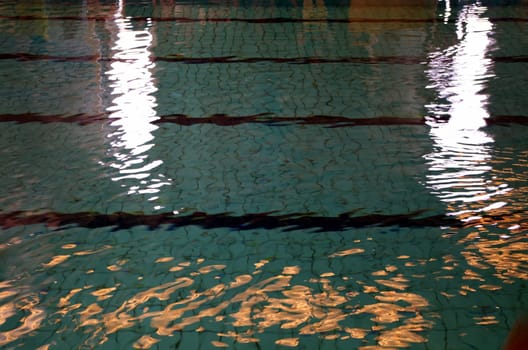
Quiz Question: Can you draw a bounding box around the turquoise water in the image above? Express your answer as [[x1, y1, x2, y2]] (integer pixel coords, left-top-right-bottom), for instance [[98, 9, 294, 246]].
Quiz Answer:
[[0, 1, 527, 349]]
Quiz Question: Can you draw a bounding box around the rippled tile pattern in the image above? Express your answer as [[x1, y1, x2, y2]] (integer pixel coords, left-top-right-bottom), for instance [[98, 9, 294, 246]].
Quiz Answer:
[[0, 1, 528, 349]]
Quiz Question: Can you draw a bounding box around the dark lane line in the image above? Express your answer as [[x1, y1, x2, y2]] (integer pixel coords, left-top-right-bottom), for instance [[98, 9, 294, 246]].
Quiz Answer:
[[0, 209, 462, 232], [155, 55, 427, 64], [1, 113, 527, 127], [0, 113, 112, 125], [1, 14, 527, 23], [154, 114, 429, 127], [0, 53, 426, 64], [0, 113, 436, 127], [0, 15, 442, 23], [0, 113, 427, 127], [0, 53, 126, 63], [1, 52, 528, 64]]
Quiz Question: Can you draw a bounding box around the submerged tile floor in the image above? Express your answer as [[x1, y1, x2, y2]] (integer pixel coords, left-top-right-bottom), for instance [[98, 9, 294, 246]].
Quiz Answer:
[[0, 0, 527, 349]]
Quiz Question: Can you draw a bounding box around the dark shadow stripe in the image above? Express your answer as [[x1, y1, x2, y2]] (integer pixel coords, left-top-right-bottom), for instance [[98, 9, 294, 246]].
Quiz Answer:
[[0, 113, 427, 127], [155, 113, 429, 127], [155, 55, 426, 64], [491, 56, 528, 63], [486, 115, 528, 126], [2, 113, 528, 127], [0, 53, 129, 63], [0, 209, 462, 232], [0, 15, 110, 21], [488, 17, 528, 23], [147, 16, 440, 24], [0, 52, 425, 64], [0, 113, 114, 125], [0, 14, 439, 23], [1, 14, 527, 24], [2, 52, 527, 65]]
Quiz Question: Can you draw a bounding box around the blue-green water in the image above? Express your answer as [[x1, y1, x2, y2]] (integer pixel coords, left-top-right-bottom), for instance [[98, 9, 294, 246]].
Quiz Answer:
[[0, 1, 527, 349]]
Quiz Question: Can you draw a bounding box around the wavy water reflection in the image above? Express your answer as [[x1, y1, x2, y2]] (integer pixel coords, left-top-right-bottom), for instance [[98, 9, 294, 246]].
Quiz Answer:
[[424, 0, 528, 324], [40, 246, 432, 349], [0, 226, 445, 349], [1, 1, 528, 349], [0, 281, 45, 347]]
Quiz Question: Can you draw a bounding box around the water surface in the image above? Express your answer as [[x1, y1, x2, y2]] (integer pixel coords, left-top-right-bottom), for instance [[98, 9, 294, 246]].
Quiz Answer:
[[0, 1, 527, 349]]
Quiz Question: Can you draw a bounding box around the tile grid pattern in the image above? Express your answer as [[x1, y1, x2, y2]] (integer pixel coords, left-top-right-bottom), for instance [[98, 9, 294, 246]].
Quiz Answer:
[[0, 1, 527, 350]]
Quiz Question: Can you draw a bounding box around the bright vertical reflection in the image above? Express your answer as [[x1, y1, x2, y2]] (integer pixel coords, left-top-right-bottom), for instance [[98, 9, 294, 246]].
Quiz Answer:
[[105, 1, 171, 208], [424, 3, 509, 219], [423, 1, 528, 306]]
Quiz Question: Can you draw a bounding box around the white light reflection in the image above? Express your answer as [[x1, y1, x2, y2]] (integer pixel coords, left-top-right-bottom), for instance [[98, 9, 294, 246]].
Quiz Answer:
[[424, 3, 510, 219], [442, 0, 451, 24], [105, 1, 171, 207]]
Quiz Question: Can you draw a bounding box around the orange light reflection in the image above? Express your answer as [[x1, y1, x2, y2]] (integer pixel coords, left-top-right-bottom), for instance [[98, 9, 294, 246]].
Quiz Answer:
[[48, 251, 436, 349]]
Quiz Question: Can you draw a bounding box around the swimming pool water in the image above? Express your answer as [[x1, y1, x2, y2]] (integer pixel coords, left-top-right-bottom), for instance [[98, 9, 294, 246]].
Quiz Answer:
[[0, 0, 527, 349]]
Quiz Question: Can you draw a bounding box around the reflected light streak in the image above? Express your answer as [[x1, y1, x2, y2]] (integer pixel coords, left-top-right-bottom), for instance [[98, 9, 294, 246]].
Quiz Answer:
[[423, 4, 528, 291], [442, 0, 451, 24], [104, 1, 171, 206], [424, 3, 505, 217]]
